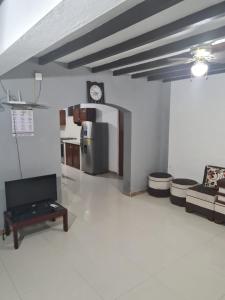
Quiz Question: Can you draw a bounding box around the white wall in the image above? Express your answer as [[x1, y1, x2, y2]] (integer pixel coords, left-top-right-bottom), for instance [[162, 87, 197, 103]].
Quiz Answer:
[[0, 0, 135, 76], [129, 81, 171, 192], [0, 61, 171, 227], [169, 74, 225, 182], [0, 106, 61, 229], [60, 103, 119, 173], [36, 71, 169, 194], [158, 83, 171, 171]]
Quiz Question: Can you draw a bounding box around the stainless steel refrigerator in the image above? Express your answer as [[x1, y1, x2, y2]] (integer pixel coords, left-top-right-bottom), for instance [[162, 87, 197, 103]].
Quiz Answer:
[[80, 121, 108, 175]]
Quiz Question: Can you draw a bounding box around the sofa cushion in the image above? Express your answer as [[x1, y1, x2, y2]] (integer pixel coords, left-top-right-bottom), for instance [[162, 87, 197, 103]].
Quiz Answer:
[[186, 196, 215, 210], [203, 166, 225, 188], [187, 184, 217, 203]]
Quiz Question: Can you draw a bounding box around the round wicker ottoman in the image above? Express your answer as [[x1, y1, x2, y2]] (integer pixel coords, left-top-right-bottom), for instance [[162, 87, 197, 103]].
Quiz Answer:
[[170, 178, 198, 207], [148, 172, 173, 197]]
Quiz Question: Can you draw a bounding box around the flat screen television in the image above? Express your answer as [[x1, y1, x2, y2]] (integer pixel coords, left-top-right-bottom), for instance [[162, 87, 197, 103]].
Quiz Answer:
[[5, 174, 57, 210]]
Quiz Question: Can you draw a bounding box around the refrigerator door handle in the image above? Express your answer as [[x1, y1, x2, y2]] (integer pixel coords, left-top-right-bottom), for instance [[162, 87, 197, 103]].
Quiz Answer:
[[83, 145, 88, 154]]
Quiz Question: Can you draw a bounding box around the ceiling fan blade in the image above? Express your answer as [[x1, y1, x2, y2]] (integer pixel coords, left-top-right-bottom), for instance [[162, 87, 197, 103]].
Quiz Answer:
[[213, 42, 225, 54], [211, 59, 225, 65], [168, 58, 189, 61], [211, 51, 225, 64], [167, 58, 193, 64]]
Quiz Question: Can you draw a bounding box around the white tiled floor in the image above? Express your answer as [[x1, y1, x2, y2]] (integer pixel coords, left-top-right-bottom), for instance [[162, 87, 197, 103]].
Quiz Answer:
[[1, 165, 225, 300]]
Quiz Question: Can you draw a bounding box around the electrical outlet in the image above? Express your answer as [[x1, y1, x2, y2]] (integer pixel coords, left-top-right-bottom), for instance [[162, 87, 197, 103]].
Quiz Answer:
[[34, 73, 43, 81]]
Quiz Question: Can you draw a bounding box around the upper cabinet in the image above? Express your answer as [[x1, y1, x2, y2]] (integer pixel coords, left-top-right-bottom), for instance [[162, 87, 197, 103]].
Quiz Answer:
[[68, 106, 74, 116], [59, 110, 66, 126], [73, 107, 96, 125], [73, 105, 81, 124], [80, 108, 96, 122]]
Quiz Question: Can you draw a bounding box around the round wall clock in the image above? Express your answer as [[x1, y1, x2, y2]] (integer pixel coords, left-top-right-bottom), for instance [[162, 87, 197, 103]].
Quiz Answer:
[[87, 81, 105, 103]]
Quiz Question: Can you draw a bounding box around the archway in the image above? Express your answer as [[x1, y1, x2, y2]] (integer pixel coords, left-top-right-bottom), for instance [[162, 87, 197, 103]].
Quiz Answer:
[[59, 102, 132, 195]]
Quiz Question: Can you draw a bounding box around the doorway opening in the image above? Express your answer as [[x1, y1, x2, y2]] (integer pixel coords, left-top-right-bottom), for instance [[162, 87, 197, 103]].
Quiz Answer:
[[58, 103, 131, 194]]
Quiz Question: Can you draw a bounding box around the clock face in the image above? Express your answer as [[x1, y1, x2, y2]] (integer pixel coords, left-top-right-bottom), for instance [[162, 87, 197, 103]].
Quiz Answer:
[[90, 84, 102, 102]]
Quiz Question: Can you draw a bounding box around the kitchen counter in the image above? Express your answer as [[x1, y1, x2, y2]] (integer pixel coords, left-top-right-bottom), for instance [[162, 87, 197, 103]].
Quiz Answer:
[[61, 138, 80, 145], [64, 140, 80, 145]]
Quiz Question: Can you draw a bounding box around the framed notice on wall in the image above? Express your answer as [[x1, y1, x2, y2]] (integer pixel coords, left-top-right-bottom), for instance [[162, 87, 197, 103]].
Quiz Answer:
[[11, 110, 34, 136]]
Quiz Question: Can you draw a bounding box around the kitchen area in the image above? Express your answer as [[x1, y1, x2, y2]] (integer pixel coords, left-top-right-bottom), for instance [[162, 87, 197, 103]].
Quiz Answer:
[[60, 105, 94, 170], [59, 103, 120, 176]]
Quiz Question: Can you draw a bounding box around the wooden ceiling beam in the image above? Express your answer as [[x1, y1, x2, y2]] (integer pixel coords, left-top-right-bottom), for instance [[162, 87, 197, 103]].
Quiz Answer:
[[146, 64, 225, 82], [68, 2, 225, 69], [112, 53, 191, 76], [92, 25, 225, 73], [147, 69, 191, 82], [39, 0, 183, 65], [132, 64, 190, 78], [162, 68, 225, 82]]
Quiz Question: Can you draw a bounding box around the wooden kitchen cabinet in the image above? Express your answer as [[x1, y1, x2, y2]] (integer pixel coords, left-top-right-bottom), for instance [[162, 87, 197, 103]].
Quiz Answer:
[[73, 107, 96, 124], [59, 110, 66, 126], [66, 143, 80, 169], [73, 105, 81, 124], [73, 144, 80, 169], [65, 143, 73, 167], [80, 108, 96, 122], [68, 106, 74, 116]]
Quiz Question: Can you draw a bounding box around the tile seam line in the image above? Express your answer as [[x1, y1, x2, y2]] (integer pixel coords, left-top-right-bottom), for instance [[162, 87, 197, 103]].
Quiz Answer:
[[40, 234, 105, 300], [125, 227, 225, 282], [152, 232, 225, 298], [113, 274, 157, 300], [0, 254, 24, 300]]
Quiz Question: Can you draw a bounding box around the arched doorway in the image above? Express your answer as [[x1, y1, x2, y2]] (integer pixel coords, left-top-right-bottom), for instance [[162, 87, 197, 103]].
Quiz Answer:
[[59, 102, 131, 195]]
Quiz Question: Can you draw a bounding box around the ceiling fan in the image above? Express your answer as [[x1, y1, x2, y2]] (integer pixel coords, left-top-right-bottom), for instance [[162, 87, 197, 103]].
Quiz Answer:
[[169, 39, 225, 77]]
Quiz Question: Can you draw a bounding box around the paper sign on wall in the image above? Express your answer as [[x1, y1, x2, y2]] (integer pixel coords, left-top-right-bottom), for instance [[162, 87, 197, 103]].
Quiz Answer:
[[11, 110, 34, 136]]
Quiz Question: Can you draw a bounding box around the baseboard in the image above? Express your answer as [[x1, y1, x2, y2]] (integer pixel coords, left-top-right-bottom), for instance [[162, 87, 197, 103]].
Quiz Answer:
[[126, 189, 147, 197], [108, 170, 118, 175]]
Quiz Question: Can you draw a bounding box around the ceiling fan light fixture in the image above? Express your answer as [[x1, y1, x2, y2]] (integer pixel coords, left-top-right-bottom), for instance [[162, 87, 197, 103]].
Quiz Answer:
[[191, 61, 208, 77], [195, 48, 211, 58]]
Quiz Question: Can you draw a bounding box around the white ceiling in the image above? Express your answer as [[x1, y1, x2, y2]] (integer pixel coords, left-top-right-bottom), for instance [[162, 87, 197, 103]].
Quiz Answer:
[[49, 0, 225, 69], [0, 0, 137, 76], [87, 15, 225, 69], [0, 0, 63, 54], [1, 0, 225, 76]]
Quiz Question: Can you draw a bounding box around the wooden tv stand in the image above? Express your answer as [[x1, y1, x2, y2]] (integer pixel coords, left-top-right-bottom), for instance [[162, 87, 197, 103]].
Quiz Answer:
[[4, 203, 68, 250]]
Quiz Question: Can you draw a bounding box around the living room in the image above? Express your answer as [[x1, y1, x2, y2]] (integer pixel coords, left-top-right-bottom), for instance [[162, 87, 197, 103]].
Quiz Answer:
[[1, 1, 225, 300]]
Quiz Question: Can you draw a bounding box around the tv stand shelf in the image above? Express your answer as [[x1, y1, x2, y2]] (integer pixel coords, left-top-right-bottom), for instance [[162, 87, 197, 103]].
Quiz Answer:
[[4, 203, 68, 250]]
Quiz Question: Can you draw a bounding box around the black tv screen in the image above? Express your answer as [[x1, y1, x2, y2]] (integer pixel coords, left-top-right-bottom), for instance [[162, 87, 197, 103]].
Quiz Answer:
[[5, 174, 57, 210]]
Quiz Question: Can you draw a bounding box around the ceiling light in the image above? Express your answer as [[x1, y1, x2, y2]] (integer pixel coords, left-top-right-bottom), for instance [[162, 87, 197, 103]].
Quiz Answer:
[[194, 48, 211, 59], [191, 61, 208, 77]]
